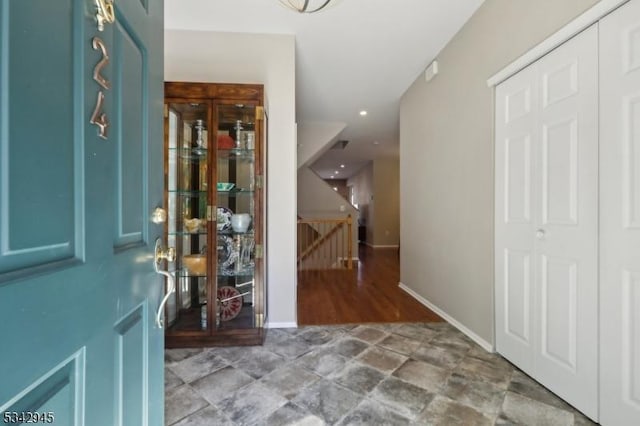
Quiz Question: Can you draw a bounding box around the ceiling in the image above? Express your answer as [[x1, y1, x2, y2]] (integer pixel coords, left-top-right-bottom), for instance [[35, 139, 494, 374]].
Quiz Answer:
[[165, 0, 484, 179]]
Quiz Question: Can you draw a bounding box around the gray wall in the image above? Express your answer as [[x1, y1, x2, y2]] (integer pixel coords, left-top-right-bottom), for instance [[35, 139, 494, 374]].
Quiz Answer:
[[373, 157, 400, 247], [399, 0, 599, 344]]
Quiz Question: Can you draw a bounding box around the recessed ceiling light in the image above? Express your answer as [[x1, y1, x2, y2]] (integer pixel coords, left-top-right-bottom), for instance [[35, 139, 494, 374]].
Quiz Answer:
[[333, 187, 338, 191], [340, 164, 345, 168], [359, 110, 367, 116], [334, 170, 339, 174], [373, 141, 380, 145]]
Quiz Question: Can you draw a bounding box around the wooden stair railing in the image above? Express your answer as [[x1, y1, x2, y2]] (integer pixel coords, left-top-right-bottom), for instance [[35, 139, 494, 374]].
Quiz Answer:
[[297, 215, 353, 270]]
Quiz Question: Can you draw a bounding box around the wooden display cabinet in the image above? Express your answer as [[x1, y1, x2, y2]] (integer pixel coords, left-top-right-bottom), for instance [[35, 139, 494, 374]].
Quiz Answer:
[[163, 82, 266, 347]]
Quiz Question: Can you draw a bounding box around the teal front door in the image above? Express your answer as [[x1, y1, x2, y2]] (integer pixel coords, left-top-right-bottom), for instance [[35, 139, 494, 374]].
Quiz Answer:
[[0, 1, 164, 425]]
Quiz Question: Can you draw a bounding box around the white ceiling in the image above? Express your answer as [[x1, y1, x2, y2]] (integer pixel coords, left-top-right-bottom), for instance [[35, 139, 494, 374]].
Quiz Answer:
[[165, 0, 484, 179]]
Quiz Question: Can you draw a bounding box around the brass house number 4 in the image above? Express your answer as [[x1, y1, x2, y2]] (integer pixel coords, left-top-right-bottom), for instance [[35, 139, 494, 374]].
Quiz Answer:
[[89, 0, 115, 139]]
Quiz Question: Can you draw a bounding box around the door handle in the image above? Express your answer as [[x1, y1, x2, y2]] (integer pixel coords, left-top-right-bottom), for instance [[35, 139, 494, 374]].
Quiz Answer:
[[536, 229, 546, 240], [154, 238, 176, 329]]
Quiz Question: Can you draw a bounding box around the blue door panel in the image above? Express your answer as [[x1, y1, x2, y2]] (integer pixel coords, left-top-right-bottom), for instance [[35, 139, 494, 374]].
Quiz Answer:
[[115, 19, 145, 247], [115, 304, 145, 426], [2, 350, 84, 425], [0, 0, 82, 275], [0, 0, 164, 424]]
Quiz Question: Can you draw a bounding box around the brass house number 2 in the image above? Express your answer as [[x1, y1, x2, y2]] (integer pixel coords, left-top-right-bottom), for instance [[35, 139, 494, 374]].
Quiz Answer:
[[89, 0, 115, 139]]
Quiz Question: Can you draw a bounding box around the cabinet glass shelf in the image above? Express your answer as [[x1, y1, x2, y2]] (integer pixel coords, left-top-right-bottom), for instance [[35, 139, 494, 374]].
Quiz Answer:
[[168, 190, 207, 196], [217, 148, 255, 161], [176, 270, 207, 278], [168, 147, 209, 159], [217, 189, 254, 197], [218, 267, 255, 277], [218, 230, 254, 236]]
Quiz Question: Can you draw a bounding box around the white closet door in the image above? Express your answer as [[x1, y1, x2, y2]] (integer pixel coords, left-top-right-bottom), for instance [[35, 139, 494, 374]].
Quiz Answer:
[[533, 25, 599, 419], [495, 63, 538, 376], [600, 0, 640, 424], [496, 25, 598, 419]]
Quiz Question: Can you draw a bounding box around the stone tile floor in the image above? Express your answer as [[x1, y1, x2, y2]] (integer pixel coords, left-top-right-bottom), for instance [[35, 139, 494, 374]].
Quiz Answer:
[[165, 323, 597, 425]]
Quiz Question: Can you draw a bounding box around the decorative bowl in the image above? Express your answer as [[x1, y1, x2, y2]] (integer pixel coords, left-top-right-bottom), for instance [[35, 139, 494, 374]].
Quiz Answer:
[[231, 213, 251, 233], [217, 182, 235, 192], [183, 254, 206, 275], [183, 218, 205, 233]]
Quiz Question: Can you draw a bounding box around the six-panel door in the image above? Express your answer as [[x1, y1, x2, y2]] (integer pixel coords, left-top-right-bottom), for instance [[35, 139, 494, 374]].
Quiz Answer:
[[0, 1, 164, 425], [495, 25, 598, 420], [600, 0, 640, 423]]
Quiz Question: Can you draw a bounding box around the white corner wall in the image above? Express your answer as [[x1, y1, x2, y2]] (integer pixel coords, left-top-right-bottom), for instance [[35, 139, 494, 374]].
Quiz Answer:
[[399, 0, 599, 345], [165, 30, 297, 327]]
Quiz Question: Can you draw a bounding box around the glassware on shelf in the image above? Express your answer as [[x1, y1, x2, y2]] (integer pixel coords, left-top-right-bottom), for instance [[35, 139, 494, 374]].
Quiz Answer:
[[193, 119, 207, 156], [230, 213, 251, 233], [239, 235, 255, 271], [234, 120, 243, 149], [245, 131, 255, 150]]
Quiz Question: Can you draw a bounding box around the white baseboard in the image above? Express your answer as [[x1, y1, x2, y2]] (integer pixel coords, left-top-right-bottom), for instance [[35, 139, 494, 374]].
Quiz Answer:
[[266, 321, 298, 329], [398, 282, 494, 352]]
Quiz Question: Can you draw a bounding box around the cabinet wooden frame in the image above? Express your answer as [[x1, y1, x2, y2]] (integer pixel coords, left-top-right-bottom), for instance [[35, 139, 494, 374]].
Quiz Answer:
[[163, 82, 266, 347]]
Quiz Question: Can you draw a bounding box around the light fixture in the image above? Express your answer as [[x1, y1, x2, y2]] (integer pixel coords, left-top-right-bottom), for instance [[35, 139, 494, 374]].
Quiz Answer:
[[373, 141, 380, 145], [334, 170, 339, 174], [340, 164, 345, 168], [279, 0, 333, 13], [359, 110, 368, 116]]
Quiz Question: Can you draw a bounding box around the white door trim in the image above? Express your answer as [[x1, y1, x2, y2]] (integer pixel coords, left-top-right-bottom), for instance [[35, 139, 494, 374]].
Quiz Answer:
[[487, 0, 629, 87]]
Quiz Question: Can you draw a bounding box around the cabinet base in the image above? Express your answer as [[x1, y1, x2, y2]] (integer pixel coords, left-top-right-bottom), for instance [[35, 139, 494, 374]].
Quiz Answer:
[[165, 328, 265, 348]]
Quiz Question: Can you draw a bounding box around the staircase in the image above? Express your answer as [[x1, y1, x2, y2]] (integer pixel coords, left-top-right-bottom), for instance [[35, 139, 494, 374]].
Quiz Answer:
[[297, 215, 353, 270], [297, 121, 358, 271]]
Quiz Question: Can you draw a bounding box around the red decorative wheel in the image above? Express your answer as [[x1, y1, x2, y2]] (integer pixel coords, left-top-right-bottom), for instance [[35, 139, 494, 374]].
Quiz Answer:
[[217, 286, 242, 321]]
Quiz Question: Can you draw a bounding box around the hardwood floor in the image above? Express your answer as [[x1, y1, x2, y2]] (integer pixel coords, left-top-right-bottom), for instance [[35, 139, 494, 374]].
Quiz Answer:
[[297, 244, 443, 325]]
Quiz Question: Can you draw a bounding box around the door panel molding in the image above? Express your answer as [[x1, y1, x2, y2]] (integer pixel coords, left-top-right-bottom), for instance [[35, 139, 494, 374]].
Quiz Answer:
[[623, 93, 640, 228], [504, 249, 531, 344], [540, 255, 578, 372], [542, 61, 578, 108], [0, 348, 86, 426], [0, 0, 85, 277], [621, 270, 640, 408], [114, 303, 147, 426], [623, 24, 640, 73], [114, 17, 148, 249], [505, 135, 532, 224], [505, 87, 531, 123], [541, 116, 579, 226]]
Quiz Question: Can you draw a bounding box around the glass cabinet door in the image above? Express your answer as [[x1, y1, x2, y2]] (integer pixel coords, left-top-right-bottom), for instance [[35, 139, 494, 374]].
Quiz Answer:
[[215, 103, 258, 329], [166, 102, 210, 332]]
